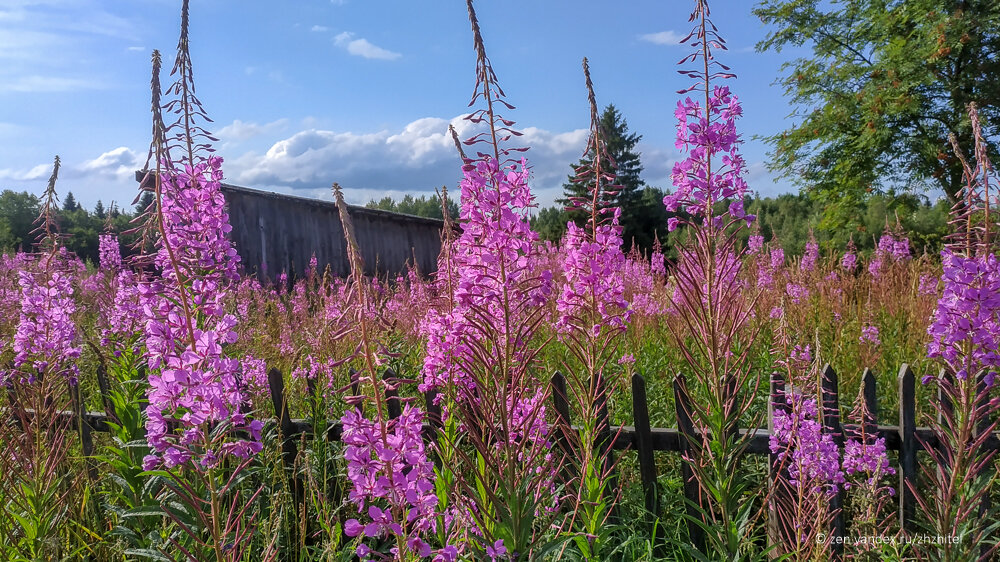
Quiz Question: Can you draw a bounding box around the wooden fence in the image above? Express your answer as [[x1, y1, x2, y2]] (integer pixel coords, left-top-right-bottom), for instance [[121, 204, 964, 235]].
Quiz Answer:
[[46, 362, 989, 556]]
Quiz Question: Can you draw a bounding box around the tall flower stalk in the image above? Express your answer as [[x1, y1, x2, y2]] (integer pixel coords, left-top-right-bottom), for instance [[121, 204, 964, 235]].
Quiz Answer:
[[0, 156, 87, 560], [418, 2, 558, 559], [554, 57, 631, 560], [334, 184, 450, 561], [137, 3, 265, 559], [919, 103, 1000, 561], [661, 1, 764, 557]]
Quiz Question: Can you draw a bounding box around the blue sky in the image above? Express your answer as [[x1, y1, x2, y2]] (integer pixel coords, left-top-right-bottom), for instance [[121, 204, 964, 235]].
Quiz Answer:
[[0, 0, 807, 212]]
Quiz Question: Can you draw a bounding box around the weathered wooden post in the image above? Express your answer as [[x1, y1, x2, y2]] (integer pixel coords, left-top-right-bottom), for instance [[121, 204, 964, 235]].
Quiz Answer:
[[898, 364, 917, 532], [674, 373, 705, 552], [820, 364, 845, 559]]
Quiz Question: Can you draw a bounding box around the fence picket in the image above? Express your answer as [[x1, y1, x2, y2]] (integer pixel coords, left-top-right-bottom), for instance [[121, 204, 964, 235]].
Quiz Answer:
[[550, 371, 574, 485], [383, 369, 403, 420], [95, 362, 115, 422], [898, 364, 917, 532], [673, 374, 705, 552], [266, 367, 303, 517], [71, 381, 96, 481], [768, 371, 787, 553], [631, 373, 658, 518], [820, 364, 845, 558]]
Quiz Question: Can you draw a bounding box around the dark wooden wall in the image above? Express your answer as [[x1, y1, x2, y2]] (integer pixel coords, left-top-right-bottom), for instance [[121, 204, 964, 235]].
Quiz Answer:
[[220, 183, 444, 280]]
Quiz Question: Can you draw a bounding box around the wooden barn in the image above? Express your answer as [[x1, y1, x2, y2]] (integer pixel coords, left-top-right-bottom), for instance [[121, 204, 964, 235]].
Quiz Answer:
[[220, 184, 445, 280], [136, 172, 446, 280]]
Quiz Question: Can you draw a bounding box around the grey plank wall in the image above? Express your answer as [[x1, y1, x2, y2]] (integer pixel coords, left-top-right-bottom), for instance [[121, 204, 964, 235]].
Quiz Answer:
[[220, 184, 444, 280]]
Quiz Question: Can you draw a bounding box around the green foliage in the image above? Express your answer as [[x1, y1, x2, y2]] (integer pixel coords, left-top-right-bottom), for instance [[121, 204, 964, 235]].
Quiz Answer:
[[365, 191, 459, 221], [754, 0, 1000, 229], [746, 191, 949, 256], [0, 188, 138, 264], [531, 206, 569, 245], [0, 189, 41, 252]]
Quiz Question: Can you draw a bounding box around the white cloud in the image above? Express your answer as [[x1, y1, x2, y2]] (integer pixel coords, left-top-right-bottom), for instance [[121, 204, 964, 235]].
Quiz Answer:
[[80, 146, 140, 180], [639, 30, 685, 46], [0, 162, 51, 182], [126, 45, 144, 51], [225, 116, 589, 205], [333, 32, 401, 60], [216, 118, 289, 143], [310, 25, 328, 32]]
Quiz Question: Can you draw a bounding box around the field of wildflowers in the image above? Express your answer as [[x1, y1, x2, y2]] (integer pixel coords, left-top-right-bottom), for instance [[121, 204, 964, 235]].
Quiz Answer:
[[2, 1, 1000, 561]]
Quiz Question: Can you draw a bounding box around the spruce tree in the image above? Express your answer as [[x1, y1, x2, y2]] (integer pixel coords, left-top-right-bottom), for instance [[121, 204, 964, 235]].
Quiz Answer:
[[558, 104, 664, 251], [62, 191, 78, 212]]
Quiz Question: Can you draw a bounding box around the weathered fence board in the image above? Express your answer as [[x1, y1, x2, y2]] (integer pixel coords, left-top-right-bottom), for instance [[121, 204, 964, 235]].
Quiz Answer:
[[135, 172, 447, 280], [221, 183, 445, 280]]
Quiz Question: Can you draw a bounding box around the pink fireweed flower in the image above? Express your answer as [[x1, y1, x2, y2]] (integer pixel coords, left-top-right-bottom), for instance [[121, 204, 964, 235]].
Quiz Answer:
[[486, 539, 508, 561], [790, 344, 812, 372], [770, 394, 844, 495], [341, 405, 444, 558], [7, 265, 80, 385], [99, 233, 123, 272], [785, 283, 809, 305], [842, 250, 857, 272], [801, 234, 819, 272], [663, 85, 752, 226], [748, 233, 764, 255], [926, 250, 1000, 382], [420, 157, 552, 395], [141, 156, 259, 468], [96, 234, 142, 348], [842, 437, 895, 488], [918, 274, 939, 296], [556, 212, 630, 336], [893, 237, 911, 261], [859, 324, 881, 347], [770, 247, 785, 270], [650, 242, 666, 278]]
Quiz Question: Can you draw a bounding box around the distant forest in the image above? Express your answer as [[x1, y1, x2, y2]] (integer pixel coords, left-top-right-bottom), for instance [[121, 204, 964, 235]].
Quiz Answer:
[[0, 186, 949, 267]]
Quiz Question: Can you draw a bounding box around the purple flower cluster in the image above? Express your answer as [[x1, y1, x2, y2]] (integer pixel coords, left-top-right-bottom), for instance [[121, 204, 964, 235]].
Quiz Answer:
[[918, 274, 939, 297], [841, 248, 857, 272], [926, 250, 1000, 381], [859, 324, 881, 347], [97, 235, 142, 348], [650, 243, 666, 278], [770, 395, 844, 495], [556, 215, 630, 336], [869, 232, 911, 278], [8, 265, 80, 385], [663, 85, 752, 227], [842, 437, 894, 487], [877, 232, 911, 262], [342, 405, 452, 561], [421, 157, 551, 394], [801, 234, 819, 272], [770, 247, 785, 270], [141, 157, 260, 468], [785, 283, 810, 305], [98, 233, 123, 272], [748, 233, 764, 255]]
